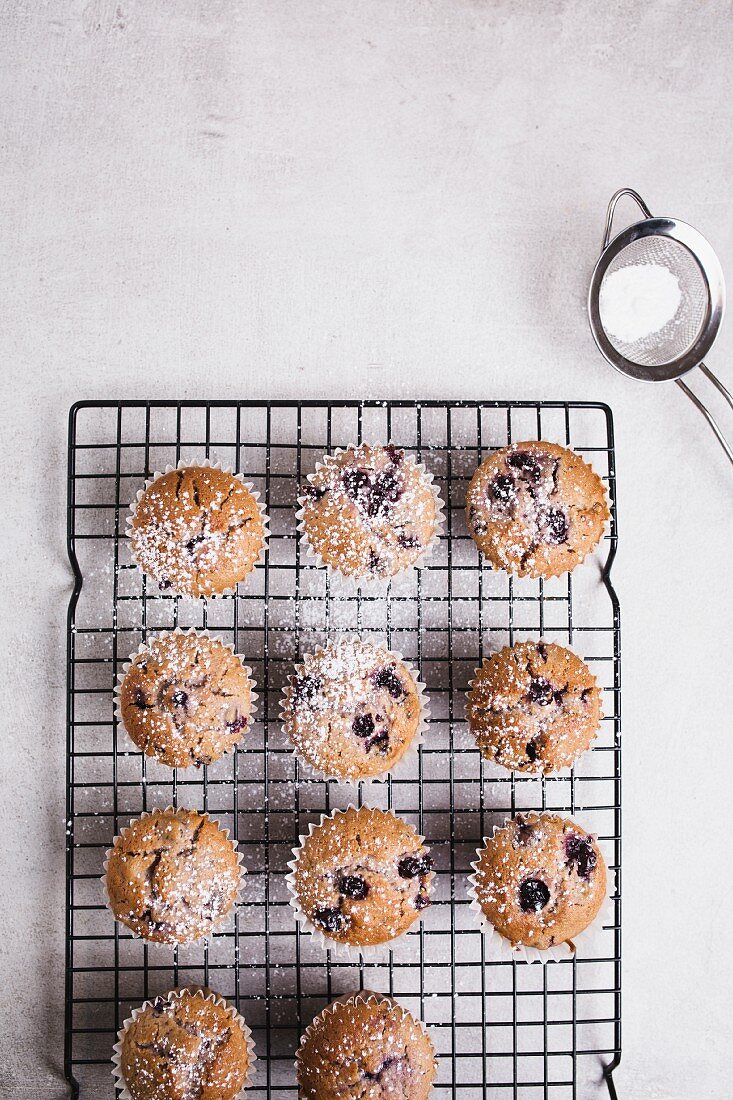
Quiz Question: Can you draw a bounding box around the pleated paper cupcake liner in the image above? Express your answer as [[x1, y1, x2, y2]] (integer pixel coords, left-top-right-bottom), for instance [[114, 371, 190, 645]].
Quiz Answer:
[[294, 989, 437, 1088], [465, 641, 603, 779], [126, 458, 270, 599], [295, 444, 445, 590], [102, 807, 246, 946], [112, 986, 256, 1099], [280, 636, 429, 785], [286, 805, 435, 961], [113, 627, 258, 769], [466, 811, 615, 965]]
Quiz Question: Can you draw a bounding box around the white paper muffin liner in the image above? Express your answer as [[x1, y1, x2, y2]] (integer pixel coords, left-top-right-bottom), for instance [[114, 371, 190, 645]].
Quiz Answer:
[[279, 636, 429, 785], [102, 807, 246, 946], [295, 444, 446, 591], [294, 989, 437, 1088], [126, 458, 270, 599], [286, 805, 435, 961], [466, 811, 615, 965], [113, 627, 259, 769], [112, 986, 257, 1099], [464, 641, 603, 780]]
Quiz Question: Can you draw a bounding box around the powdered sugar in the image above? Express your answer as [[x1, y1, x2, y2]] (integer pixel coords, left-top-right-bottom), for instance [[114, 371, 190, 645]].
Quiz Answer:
[[599, 262, 682, 344]]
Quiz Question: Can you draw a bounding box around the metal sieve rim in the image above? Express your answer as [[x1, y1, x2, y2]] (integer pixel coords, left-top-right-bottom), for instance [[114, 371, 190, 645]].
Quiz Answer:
[[588, 216, 725, 383]]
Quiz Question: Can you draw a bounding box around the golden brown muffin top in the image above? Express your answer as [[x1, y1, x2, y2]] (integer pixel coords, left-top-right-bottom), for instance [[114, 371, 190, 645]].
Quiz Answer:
[[297, 993, 436, 1100], [291, 807, 434, 948], [466, 640, 601, 774], [281, 638, 422, 781], [105, 809, 241, 944], [119, 989, 251, 1100], [465, 441, 609, 578], [471, 813, 607, 950], [119, 631, 254, 769], [299, 444, 439, 580], [129, 465, 265, 598]]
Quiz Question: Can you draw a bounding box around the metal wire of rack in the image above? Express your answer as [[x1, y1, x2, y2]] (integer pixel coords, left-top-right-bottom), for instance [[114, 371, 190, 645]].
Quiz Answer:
[[65, 399, 621, 1099]]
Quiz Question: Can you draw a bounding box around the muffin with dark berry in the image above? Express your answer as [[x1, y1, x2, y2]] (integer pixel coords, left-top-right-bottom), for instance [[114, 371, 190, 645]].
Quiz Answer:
[[105, 808, 242, 944], [128, 464, 268, 598], [281, 638, 426, 781], [117, 630, 256, 769], [296, 991, 436, 1099], [287, 806, 434, 950], [297, 443, 442, 581], [465, 441, 609, 578], [114, 988, 254, 1099], [466, 640, 601, 774], [468, 813, 607, 952]]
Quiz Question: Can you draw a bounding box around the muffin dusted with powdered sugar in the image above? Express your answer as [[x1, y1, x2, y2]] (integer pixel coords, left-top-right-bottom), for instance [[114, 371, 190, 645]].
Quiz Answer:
[[129, 464, 267, 598], [469, 813, 606, 952], [296, 991, 436, 1099], [105, 809, 242, 944], [281, 638, 425, 781], [288, 807, 434, 949], [298, 443, 442, 581], [466, 640, 601, 774], [115, 988, 254, 1099], [118, 630, 255, 769], [465, 441, 608, 578]]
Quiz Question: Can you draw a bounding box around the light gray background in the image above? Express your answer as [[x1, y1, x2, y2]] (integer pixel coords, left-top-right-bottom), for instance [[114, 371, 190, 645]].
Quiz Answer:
[[1, 2, 731, 1097]]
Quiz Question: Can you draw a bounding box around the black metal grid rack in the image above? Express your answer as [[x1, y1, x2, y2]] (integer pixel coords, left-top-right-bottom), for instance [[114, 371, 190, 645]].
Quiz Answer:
[[65, 400, 621, 1098]]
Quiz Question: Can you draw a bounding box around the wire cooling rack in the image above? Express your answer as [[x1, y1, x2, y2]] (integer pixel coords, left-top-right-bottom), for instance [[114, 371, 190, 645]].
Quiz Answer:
[[65, 399, 621, 1099]]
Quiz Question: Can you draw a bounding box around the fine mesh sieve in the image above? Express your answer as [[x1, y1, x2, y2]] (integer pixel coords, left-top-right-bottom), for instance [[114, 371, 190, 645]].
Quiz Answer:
[[588, 188, 733, 465]]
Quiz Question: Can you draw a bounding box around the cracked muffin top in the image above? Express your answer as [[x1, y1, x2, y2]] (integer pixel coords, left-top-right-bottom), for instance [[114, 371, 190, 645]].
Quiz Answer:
[[289, 807, 434, 949], [281, 638, 423, 781], [105, 809, 241, 944], [129, 465, 266, 598], [298, 444, 441, 581], [296, 992, 436, 1100], [118, 630, 255, 769], [466, 641, 601, 774], [118, 988, 252, 1100], [465, 441, 609, 579], [470, 813, 607, 951]]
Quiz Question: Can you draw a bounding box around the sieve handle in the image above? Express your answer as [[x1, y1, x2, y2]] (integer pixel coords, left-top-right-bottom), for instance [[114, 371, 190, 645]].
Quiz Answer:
[[602, 188, 653, 250], [676, 363, 733, 465]]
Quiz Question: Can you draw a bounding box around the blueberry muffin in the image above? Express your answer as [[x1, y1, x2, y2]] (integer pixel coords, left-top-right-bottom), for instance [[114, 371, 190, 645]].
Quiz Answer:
[[105, 809, 242, 944], [129, 465, 267, 598], [281, 638, 424, 781], [296, 992, 436, 1099], [118, 630, 255, 769], [115, 988, 253, 1099], [298, 444, 441, 581], [288, 807, 434, 949], [465, 441, 609, 578], [466, 641, 601, 774], [469, 813, 607, 951]]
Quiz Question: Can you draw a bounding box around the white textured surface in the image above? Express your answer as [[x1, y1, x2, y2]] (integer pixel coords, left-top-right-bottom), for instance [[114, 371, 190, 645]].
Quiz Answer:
[[1, 2, 732, 1097]]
